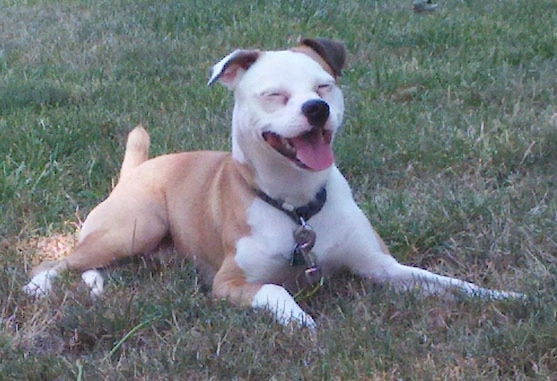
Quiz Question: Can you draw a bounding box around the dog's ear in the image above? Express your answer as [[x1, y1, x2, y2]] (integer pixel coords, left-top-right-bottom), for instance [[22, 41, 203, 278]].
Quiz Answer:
[[294, 38, 346, 78], [207, 49, 261, 89]]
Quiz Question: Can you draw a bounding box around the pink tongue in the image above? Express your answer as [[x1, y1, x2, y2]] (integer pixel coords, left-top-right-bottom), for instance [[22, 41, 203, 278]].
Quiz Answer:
[[290, 129, 334, 171]]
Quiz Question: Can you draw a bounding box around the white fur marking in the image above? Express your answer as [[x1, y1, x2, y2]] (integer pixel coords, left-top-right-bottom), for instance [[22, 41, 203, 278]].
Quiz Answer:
[[81, 270, 104, 297], [22, 269, 59, 297], [375, 263, 526, 300], [252, 284, 316, 328], [207, 49, 241, 85]]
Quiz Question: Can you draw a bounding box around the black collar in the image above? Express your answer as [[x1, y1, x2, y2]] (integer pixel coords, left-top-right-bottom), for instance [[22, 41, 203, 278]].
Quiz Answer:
[[254, 186, 327, 223]]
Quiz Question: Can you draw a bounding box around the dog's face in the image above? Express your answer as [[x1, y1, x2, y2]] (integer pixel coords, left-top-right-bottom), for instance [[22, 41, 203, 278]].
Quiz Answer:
[[209, 39, 345, 174], [233, 51, 344, 172]]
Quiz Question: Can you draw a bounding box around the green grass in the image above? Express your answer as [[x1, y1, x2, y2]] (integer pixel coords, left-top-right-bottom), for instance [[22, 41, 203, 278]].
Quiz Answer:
[[1, 0, 557, 379]]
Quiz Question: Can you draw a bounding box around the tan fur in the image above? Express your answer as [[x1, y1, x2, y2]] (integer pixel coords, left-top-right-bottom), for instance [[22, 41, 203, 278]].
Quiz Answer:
[[30, 126, 263, 305], [291, 38, 345, 80], [119, 125, 150, 179], [291, 45, 337, 79]]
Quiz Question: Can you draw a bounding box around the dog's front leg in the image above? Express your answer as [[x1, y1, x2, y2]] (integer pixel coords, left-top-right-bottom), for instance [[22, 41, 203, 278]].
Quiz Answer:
[[212, 257, 316, 328], [251, 284, 316, 328], [336, 204, 524, 299]]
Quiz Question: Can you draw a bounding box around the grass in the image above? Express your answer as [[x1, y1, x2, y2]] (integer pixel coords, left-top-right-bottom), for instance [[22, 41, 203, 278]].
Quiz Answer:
[[1, 0, 557, 379]]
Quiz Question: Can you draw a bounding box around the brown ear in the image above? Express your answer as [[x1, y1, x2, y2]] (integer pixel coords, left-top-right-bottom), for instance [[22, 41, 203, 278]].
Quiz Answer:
[[294, 38, 346, 78], [208, 49, 261, 89]]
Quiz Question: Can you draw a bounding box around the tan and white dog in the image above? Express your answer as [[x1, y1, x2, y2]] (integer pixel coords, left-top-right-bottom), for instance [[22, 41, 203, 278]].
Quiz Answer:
[[24, 38, 522, 328]]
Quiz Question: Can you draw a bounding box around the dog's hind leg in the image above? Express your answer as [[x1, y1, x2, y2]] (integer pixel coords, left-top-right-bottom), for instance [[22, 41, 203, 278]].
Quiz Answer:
[[24, 126, 165, 297], [24, 191, 168, 297]]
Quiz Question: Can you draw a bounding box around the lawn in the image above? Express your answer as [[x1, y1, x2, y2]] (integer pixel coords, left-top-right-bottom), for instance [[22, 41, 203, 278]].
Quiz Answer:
[[1, 0, 557, 379]]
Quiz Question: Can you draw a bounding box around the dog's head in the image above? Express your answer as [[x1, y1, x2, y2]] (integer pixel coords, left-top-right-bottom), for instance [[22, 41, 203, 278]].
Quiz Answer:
[[208, 38, 346, 174]]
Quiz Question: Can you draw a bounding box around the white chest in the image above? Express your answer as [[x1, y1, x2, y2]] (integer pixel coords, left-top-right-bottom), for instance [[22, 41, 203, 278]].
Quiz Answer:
[[234, 197, 347, 285]]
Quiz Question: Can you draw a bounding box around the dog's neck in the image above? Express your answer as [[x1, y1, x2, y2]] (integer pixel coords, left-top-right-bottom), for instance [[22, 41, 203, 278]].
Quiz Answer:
[[233, 143, 331, 207], [253, 164, 330, 207]]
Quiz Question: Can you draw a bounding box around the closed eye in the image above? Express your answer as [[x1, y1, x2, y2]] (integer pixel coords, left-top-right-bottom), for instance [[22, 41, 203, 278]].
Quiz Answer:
[[316, 83, 333, 96], [261, 91, 289, 104]]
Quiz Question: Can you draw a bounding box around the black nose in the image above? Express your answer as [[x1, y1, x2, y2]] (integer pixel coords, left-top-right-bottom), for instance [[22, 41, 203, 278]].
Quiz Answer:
[[302, 99, 330, 128]]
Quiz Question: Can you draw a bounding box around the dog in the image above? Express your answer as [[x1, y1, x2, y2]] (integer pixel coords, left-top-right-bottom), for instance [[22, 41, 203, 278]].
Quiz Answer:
[[24, 38, 523, 328]]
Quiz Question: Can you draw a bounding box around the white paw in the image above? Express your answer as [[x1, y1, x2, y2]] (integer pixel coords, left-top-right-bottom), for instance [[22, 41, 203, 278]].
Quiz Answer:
[[252, 284, 316, 329], [23, 269, 58, 297], [473, 287, 527, 300], [81, 269, 104, 297], [276, 306, 316, 329]]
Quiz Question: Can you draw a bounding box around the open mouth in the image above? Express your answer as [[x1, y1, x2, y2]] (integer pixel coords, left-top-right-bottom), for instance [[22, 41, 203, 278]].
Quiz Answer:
[[262, 128, 334, 171]]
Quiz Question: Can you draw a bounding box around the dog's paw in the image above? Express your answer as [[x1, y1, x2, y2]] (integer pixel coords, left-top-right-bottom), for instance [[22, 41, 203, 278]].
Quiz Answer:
[[277, 308, 316, 329], [252, 284, 317, 329], [22, 269, 58, 297], [474, 288, 527, 300], [81, 270, 104, 297]]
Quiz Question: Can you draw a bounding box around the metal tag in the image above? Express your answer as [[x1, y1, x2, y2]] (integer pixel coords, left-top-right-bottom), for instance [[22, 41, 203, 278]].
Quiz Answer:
[[293, 224, 316, 252], [290, 220, 322, 284], [305, 266, 322, 285]]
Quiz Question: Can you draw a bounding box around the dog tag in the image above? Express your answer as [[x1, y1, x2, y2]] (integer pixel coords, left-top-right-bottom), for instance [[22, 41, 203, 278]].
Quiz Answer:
[[291, 224, 316, 267], [305, 266, 322, 285], [293, 223, 319, 264], [293, 224, 316, 252], [291, 221, 322, 284], [291, 244, 306, 267]]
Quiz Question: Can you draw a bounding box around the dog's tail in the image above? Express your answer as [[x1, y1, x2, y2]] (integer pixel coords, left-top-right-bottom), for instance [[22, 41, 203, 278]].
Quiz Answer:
[[119, 125, 150, 180]]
